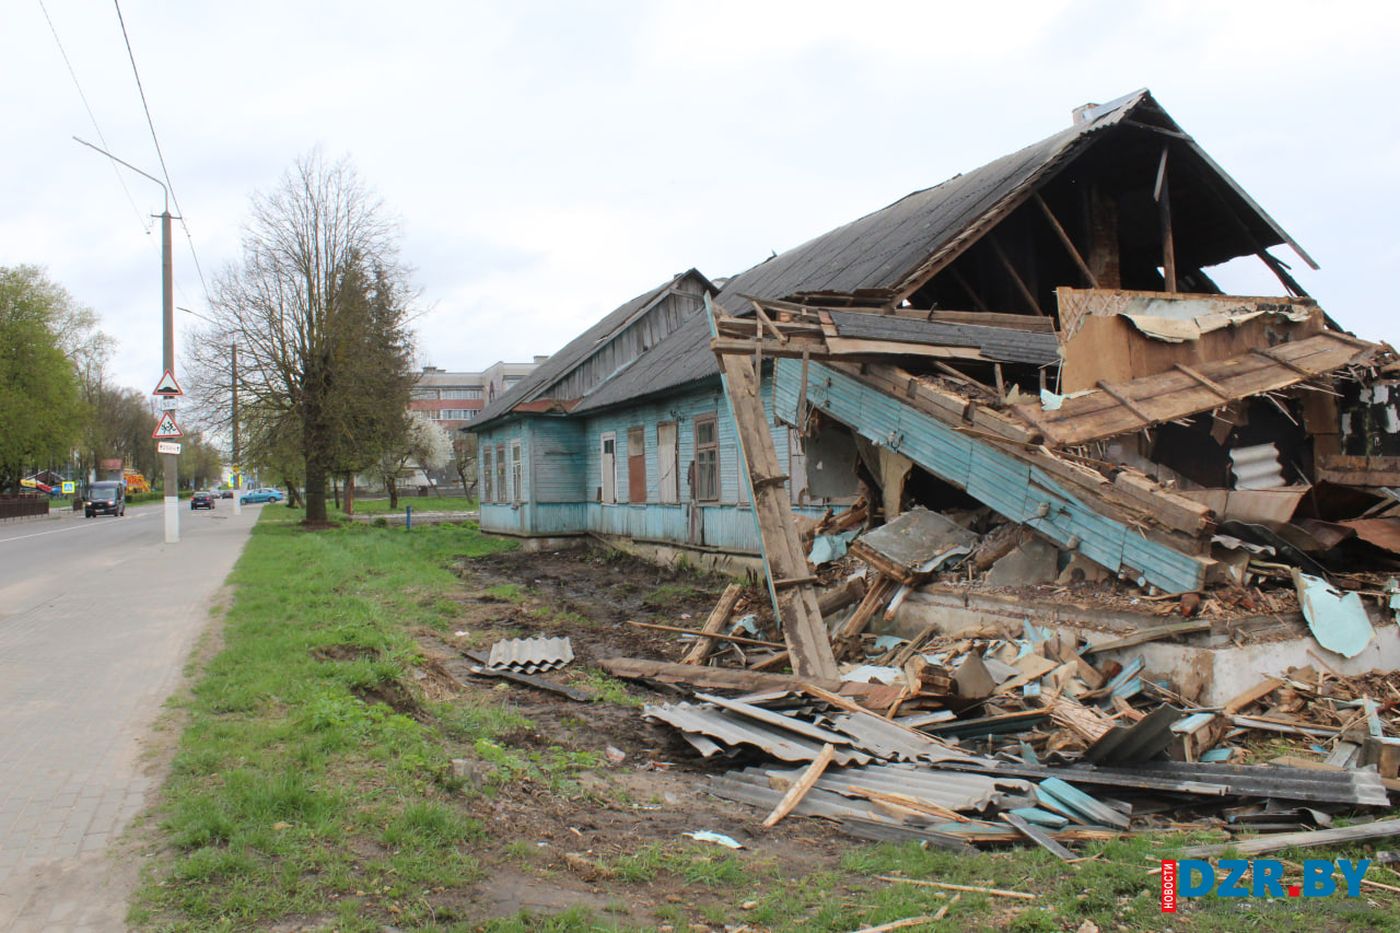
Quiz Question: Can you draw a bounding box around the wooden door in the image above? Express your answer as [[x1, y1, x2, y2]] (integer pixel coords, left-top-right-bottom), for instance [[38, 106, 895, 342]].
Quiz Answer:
[[657, 422, 678, 504], [600, 433, 616, 504]]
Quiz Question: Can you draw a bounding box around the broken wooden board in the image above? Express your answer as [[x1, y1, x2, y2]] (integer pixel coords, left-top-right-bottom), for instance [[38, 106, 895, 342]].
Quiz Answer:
[[1180, 818, 1400, 858], [600, 656, 845, 693], [1081, 620, 1213, 655], [1014, 330, 1376, 446]]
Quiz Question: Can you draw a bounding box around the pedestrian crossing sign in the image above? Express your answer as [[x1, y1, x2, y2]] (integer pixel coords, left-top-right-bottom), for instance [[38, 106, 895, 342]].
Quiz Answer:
[[152, 410, 184, 439]]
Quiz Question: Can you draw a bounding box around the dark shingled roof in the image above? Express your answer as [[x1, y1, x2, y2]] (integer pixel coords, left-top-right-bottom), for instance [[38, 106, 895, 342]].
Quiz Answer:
[[471, 89, 1307, 419], [471, 270, 706, 428], [826, 311, 1061, 366]]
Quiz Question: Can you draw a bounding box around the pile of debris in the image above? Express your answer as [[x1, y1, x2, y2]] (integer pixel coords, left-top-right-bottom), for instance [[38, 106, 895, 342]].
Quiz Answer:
[[602, 619, 1400, 857]]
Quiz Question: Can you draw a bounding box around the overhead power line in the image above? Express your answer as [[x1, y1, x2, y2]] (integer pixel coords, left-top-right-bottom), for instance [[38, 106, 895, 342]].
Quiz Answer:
[[112, 0, 211, 303], [37, 0, 150, 234]]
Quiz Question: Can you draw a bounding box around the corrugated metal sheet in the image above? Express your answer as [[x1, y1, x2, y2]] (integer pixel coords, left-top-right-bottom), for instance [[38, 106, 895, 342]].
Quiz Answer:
[[486, 636, 574, 673], [828, 311, 1060, 365], [643, 702, 873, 766], [826, 711, 978, 764], [774, 357, 1207, 592], [1081, 704, 1183, 765]]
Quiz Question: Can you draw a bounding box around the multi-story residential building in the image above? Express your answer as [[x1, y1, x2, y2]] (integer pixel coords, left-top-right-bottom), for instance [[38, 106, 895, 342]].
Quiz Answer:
[[410, 359, 546, 432]]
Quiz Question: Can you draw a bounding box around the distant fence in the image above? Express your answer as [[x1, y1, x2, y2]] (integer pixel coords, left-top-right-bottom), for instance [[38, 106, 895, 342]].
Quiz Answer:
[[0, 495, 50, 520]]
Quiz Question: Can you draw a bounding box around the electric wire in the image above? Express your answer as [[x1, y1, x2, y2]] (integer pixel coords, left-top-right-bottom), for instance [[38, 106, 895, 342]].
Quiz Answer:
[[112, 0, 212, 304], [37, 0, 151, 234]]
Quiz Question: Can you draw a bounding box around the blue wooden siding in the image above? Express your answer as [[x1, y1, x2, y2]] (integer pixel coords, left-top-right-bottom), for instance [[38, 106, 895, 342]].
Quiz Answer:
[[475, 376, 830, 553], [772, 357, 1206, 593]]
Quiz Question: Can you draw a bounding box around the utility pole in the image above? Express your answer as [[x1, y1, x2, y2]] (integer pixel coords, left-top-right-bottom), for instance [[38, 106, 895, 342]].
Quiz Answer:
[[232, 341, 241, 516], [159, 208, 179, 543], [75, 136, 181, 544]]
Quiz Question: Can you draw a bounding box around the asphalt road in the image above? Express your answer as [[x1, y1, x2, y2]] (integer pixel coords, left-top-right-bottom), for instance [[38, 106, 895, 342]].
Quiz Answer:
[[0, 499, 259, 931]]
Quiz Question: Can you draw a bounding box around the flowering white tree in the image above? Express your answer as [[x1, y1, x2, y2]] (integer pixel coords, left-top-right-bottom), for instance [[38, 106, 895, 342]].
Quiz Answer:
[[377, 411, 451, 507]]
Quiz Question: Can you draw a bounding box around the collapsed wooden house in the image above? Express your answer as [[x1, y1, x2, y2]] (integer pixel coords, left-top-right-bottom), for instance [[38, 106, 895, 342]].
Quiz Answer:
[[472, 89, 1399, 692]]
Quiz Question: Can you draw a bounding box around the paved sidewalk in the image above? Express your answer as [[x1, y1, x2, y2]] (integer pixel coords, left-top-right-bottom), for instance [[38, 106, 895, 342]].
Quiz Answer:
[[0, 504, 260, 931]]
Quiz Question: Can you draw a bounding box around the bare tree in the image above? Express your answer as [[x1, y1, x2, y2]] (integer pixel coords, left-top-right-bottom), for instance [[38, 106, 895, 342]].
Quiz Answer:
[[185, 153, 413, 525]]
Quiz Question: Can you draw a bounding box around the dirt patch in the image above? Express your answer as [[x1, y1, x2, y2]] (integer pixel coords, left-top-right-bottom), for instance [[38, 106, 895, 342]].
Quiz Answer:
[[309, 643, 378, 662], [412, 546, 856, 928], [352, 679, 428, 721]]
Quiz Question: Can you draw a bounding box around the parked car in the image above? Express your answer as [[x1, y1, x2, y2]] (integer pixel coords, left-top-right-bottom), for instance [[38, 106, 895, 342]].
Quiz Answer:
[[191, 491, 216, 510], [219, 488, 234, 499], [84, 481, 125, 517], [240, 487, 285, 504]]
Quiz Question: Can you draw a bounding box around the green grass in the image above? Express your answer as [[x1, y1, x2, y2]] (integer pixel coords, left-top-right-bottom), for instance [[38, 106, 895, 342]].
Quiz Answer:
[[342, 496, 477, 515], [133, 507, 515, 930], [135, 505, 1400, 932]]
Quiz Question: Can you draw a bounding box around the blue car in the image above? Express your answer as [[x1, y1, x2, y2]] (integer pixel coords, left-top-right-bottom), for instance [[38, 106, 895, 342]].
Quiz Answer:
[[240, 487, 285, 504]]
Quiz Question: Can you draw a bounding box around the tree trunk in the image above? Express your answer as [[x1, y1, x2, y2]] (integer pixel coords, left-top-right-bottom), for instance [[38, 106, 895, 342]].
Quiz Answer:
[[387, 475, 398, 510], [283, 479, 303, 509], [304, 460, 328, 524], [345, 473, 356, 516], [332, 475, 340, 509]]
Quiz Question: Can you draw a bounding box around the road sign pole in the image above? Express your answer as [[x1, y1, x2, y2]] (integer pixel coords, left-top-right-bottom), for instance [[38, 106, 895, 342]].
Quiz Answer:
[[232, 341, 242, 516], [161, 210, 179, 544]]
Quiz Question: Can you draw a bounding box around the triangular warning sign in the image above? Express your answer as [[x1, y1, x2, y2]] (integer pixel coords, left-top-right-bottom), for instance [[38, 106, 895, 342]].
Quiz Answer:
[[152, 410, 184, 439], [152, 369, 183, 396]]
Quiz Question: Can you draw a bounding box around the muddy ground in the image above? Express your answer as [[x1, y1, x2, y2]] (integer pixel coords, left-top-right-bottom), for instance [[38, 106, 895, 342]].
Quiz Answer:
[[411, 546, 855, 930]]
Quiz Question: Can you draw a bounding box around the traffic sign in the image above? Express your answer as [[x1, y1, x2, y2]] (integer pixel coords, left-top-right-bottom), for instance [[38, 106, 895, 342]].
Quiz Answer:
[[152, 410, 184, 439], [61, 481, 75, 494], [152, 370, 183, 397], [157, 440, 182, 455]]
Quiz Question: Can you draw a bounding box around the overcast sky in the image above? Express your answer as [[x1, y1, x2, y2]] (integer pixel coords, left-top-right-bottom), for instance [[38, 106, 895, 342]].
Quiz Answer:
[[3, 1, 1397, 398]]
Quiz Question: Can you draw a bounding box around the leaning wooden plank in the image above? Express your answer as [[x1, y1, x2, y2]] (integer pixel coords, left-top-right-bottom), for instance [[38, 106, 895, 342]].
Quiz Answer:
[[763, 743, 836, 828], [627, 619, 785, 650], [712, 301, 839, 681], [1179, 818, 1400, 858], [846, 785, 979, 824], [681, 583, 744, 665], [1000, 811, 1076, 861], [1081, 620, 1213, 655], [599, 656, 843, 692], [875, 875, 1037, 901]]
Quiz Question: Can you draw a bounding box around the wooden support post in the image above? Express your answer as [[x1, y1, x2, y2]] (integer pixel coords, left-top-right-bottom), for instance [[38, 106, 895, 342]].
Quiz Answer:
[[1156, 146, 1177, 292], [709, 298, 839, 680], [1032, 191, 1098, 288], [680, 583, 744, 665], [987, 235, 1044, 316]]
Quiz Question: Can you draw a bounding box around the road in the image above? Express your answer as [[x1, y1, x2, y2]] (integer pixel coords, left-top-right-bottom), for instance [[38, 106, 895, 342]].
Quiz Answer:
[[0, 500, 259, 931]]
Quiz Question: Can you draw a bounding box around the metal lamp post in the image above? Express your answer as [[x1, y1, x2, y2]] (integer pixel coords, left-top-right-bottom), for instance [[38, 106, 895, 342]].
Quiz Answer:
[[76, 137, 179, 544]]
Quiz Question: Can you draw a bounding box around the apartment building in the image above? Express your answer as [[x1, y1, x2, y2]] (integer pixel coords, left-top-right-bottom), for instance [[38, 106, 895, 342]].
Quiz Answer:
[[410, 358, 546, 431]]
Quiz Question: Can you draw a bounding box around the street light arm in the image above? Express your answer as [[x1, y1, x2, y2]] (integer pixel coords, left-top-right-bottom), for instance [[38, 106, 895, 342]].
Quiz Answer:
[[73, 136, 168, 213]]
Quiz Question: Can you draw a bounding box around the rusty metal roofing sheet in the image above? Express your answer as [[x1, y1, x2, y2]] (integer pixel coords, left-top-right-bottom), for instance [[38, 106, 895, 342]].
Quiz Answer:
[[644, 702, 872, 766], [486, 636, 574, 673]]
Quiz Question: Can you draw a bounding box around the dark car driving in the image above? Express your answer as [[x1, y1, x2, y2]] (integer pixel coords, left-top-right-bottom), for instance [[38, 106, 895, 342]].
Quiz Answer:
[[84, 481, 126, 517], [191, 491, 216, 510]]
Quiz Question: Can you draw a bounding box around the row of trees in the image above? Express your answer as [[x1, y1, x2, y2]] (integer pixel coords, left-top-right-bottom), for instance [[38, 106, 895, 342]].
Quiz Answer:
[[186, 153, 450, 525]]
